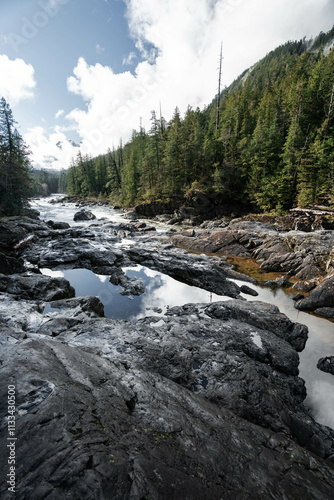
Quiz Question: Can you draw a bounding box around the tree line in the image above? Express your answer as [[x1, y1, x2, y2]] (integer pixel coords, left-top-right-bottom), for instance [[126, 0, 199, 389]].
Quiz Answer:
[[0, 97, 32, 215], [65, 29, 334, 213], [2, 28, 334, 216]]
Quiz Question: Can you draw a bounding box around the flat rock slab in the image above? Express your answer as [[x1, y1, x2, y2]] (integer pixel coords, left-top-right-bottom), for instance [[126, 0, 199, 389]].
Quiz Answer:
[[1, 338, 334, 500], [0, 273, 75, 302]]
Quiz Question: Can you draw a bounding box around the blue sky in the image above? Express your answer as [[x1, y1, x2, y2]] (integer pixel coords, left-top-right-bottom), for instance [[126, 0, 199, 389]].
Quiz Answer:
[[0, 0, 333, 170]]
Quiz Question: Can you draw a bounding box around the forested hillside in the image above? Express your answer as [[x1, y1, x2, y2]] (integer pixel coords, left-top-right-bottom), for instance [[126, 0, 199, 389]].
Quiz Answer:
[[66, 27, 334, 213]]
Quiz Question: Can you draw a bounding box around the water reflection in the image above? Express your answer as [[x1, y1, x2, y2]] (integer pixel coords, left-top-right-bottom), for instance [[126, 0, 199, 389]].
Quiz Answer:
[[237, 279, 334, 429], [36, 195, 334, 430], [42, 265, 334, 428], [41, 266, 228, 321]]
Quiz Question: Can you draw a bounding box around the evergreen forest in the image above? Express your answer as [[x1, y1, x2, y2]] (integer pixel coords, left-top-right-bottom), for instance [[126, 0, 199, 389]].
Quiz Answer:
[[1, 28, 334, 216], [65, 28, 334, 213], [0, 97, 32, 215]]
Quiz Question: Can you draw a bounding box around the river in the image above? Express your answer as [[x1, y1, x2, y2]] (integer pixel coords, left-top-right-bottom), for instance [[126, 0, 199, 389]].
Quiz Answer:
[[31, 196, 334, 430]]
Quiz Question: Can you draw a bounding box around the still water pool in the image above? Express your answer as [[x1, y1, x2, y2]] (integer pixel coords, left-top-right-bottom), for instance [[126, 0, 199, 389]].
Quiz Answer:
[[35, 196, 334, 429], [42, 265, 334, 429]]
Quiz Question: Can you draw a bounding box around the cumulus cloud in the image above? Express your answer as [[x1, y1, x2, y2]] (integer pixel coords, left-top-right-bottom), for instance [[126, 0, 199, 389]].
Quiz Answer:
[[62, 0, 334, 160], [24, 126, 79, 170], [0, 54, 36, 104]]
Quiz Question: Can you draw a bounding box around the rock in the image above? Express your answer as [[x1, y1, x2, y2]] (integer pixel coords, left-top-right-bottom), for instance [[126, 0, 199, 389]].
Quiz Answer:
[[264, 276, 291, 288], [23, 206, 40, 219], [317, 356, 334, 375], [2, 339, 334, 499], [0, 273, 75, 301], [314, 307, 334, 318], [24, 236, 125, 273], [240, 284, 259, 296], [1, 208, 334, 497], [204, 300, 308, 352], [109, 268, 145, 296], [295, 275, 334, 315], [128, 248, 241, 298], [0, 220, 28, 253], [0, 254, 25, 275], [294, 217, 312, 232], [171, 230, 251, 257], [135, 200, 179, 217], [123, 210, 138, 220], [46, 220, 71, 229], [292, 293, 305, 302], [49, 296, 105, 316], [292, 278, 320, 292], [73, 209, 96, 221]]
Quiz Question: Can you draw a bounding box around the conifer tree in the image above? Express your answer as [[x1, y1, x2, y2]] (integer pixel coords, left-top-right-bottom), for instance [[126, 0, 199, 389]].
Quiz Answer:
[[0, 97, 32, 214]]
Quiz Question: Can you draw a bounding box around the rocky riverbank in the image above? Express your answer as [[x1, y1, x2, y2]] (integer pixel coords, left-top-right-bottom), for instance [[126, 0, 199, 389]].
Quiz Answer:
[[1, 205, 334, 499]]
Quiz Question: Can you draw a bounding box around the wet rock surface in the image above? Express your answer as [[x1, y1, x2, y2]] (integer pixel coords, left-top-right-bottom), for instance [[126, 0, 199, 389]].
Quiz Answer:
[[73, 209, 97, 221], [1, 295, 334, 499], [1, 207, 334, 498], [128, 247, 243, 298], [317, 356, 334, 375], [0, 272, 75, 301], [294, 274, 334, 314], [169, 219, 334, 318]]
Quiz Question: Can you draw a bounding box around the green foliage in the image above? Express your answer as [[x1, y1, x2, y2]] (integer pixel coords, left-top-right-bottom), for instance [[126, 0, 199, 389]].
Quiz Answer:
[[0, 98, 32, 214], [30, 169, 62, 196], [65, 28, 334, 211]]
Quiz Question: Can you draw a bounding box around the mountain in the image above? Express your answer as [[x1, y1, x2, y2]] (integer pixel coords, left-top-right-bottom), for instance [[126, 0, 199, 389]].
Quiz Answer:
[[64, 26, 334, 214], [56, 139, 80, 150]]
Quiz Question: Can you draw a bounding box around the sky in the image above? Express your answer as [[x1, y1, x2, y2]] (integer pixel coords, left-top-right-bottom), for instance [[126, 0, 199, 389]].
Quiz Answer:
[[0, 0, 333, 171]]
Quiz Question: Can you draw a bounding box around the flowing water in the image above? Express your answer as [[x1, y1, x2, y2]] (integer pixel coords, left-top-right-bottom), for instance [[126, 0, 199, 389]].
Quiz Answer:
[[32, 196, 334, 429]]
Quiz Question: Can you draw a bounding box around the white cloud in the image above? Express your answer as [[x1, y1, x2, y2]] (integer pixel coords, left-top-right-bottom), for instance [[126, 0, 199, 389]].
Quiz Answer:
[[122, 51, 137, 65], [59, 0, 334, 162], [55, 109, 65, 119], [96, 44, 105, 54], [0, 54, 36, 105], [24, 126, 79, 170]]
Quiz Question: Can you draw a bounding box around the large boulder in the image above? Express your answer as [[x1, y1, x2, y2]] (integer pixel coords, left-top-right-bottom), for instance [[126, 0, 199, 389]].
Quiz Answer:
[[73, 209, 96, 221], [294, 275, 334, 317]]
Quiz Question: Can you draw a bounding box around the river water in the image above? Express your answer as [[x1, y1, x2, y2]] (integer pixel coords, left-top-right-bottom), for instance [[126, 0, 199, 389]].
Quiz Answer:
[[31, 196, 334, 429]]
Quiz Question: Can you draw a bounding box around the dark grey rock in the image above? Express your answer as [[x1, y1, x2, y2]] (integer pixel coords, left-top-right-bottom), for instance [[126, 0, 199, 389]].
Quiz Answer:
[[0, 254, 25, 275], [128, 248, 241, 298], [240, 284, 259, 296], [1, 209, 334, 497], [292, 293, 305, 302], [1, 303, 334, 499], [73, 209, 96, 221], [264, 276, 291, 288], [314, 307, 334, 318], [295, 275, 334, 315], [109, 268, 145, 296], [0, 273, 75, 302], [317, 356, 334, 375], [46, 220, 71, 230]]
